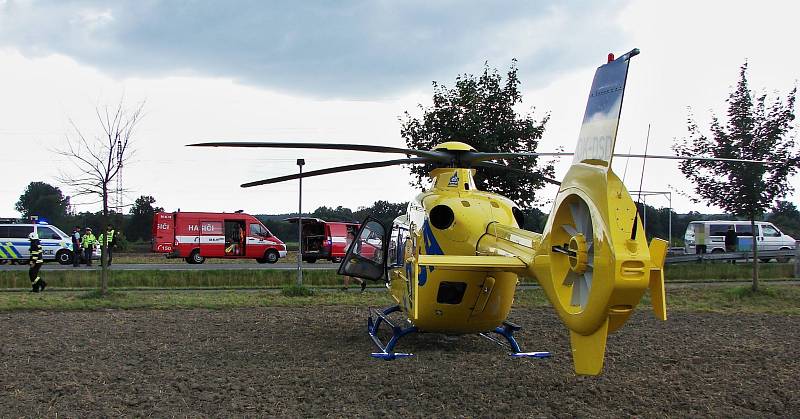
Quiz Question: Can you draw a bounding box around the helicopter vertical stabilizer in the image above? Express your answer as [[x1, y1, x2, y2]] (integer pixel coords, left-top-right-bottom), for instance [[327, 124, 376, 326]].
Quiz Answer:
[[572, 48, 639, 168]]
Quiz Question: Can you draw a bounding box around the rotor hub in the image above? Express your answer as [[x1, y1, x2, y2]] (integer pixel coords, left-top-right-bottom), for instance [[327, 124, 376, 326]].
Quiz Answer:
[[568, 234, 589, 274]]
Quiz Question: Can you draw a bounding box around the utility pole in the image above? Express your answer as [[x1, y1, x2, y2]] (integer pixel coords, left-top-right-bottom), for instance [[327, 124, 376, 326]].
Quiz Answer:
[[116, 140, 124, 212], [296, 158, 305, 286]]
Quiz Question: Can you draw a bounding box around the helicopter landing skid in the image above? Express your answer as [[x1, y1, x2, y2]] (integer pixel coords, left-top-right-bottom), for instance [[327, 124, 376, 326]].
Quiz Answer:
[[367, 305, 417, 360], [479, 321, 551, 359]]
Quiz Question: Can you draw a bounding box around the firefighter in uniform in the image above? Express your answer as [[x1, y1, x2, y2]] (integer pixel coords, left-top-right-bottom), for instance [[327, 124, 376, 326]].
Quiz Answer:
[[81, 227, 97, 266], [98, 224, 116, 266], [28, 232, 46, 292]]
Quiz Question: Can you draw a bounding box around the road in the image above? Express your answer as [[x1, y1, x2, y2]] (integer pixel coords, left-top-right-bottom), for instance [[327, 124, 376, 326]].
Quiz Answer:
[[0, 262, 337, 271]]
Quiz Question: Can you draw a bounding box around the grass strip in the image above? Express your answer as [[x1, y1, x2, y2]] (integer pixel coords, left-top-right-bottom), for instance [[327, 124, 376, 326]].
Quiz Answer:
[[1, 262, 795, 289], [0, 269, 343, 289], [0, 285, 797, 315]]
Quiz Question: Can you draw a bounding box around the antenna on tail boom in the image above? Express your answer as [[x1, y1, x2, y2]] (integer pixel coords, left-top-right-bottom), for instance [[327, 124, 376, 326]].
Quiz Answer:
[[630, 124, 651, 240]]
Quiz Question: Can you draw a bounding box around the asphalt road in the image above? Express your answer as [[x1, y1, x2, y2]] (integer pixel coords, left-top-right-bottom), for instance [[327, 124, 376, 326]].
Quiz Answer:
[[0, 262, 337, 271]]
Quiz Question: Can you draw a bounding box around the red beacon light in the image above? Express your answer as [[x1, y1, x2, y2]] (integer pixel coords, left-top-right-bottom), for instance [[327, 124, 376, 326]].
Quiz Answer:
[[607, 53, 615, 63]]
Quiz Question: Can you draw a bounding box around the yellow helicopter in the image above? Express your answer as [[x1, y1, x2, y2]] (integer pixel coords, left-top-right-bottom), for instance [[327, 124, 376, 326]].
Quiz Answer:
[[191, 49, 772, 375]]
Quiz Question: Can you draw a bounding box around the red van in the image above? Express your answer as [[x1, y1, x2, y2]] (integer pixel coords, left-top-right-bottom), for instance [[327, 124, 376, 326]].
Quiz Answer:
[[153, 211, 287, 264], [286, 217, 359, 263]]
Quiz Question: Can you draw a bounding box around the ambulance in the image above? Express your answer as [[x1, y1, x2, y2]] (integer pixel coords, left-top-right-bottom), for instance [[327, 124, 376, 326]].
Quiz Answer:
[[152, 211, 287, 264]]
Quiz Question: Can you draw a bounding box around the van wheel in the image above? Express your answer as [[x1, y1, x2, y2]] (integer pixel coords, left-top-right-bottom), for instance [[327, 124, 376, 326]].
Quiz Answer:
[[56, 250, 72, 265], [777, 248, 791, 263], [189, 250, 205, 264], [0, 260, 7, 265], [332, 257, 342, 263], [265, 250, 279, 264]]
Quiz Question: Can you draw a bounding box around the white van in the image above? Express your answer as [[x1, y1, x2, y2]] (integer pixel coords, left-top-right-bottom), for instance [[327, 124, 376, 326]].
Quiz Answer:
[[0, 223, 97, 265], [684, 220, 796, 261]]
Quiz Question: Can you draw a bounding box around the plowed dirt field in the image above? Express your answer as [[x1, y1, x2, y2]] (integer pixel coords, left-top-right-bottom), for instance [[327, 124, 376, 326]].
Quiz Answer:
[[1, 307, 797, 417]]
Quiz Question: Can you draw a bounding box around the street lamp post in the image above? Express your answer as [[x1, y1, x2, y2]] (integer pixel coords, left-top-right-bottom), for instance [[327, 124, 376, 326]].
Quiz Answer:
[[296, 158, 305, 286]]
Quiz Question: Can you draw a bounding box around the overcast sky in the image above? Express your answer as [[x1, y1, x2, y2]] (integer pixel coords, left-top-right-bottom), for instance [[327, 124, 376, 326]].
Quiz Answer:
[[1, 0, 798, 224]]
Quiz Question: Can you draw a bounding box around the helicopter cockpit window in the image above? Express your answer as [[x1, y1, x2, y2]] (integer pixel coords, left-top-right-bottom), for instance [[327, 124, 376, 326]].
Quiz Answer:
[[358, 226, 384, 264], [338, 219, 388, 281]]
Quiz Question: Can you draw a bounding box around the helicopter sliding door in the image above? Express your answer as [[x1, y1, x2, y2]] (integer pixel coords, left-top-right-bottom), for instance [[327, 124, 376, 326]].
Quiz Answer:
[[337, 217, 388, 281]]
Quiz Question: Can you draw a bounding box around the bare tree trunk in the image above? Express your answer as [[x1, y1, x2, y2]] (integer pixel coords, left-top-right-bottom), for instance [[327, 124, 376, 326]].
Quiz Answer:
[[751, 217, 759, 292], [101, 188, 109, 295]]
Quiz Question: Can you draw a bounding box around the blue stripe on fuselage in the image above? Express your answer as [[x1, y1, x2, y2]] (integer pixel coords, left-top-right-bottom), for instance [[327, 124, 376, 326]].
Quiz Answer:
[[419, 220, 445, 286]]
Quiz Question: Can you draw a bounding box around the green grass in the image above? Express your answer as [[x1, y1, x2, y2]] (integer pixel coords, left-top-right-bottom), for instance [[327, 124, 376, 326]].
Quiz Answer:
[[2, 261, 793, 290], [664, 262, 794, 281], [281, 284, 316, 297], [662, 285, 800, 315], [0, 285, 797, 314], [0, 269, 343, 289]]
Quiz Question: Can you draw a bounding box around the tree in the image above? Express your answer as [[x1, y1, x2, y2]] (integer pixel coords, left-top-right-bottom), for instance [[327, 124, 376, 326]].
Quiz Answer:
[[127, 195, 163, 242], [400, 60, 555, 207], [674, 63, 798, 291], [354, 200, 408, 227], [15, 182, 70, 225], [57, 99, 145, 294], [311, 206, 355, 222], [768, 200, 800, 239]]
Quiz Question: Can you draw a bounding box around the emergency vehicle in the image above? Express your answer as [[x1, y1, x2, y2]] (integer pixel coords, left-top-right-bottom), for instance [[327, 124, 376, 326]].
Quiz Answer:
[[285, 217, 359, 263], [0, 221, 100, 265], [152, 211, 287, 264]]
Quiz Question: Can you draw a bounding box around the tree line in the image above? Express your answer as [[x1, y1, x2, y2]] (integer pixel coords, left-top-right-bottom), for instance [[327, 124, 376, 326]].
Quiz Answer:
[[12, 180, 800, 249]]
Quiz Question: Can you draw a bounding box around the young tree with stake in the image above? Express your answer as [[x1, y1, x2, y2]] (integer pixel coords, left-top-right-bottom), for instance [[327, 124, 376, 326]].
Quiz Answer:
[[674, 63, 798, 291], [57, 99, 145, 294]]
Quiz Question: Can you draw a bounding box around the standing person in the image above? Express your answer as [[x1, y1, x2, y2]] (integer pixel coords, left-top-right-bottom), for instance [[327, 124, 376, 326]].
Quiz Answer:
[[71, 226, 82, 267], [725, 226, 738, 264], [98, 224, 116, 266], [81, 227, 96, 267], [28, 232, 46, 292], [342, 231, 366, 293]]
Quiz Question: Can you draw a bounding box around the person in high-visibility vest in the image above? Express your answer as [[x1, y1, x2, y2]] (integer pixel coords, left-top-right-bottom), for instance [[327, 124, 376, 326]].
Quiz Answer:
[[98, 224, 116, 266], [81, 227, 97, 267], [28, 232, 46, 292]]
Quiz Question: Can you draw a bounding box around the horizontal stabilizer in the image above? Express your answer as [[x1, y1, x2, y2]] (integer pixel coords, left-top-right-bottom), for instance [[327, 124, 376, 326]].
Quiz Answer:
[[417, 255, 526, 270]]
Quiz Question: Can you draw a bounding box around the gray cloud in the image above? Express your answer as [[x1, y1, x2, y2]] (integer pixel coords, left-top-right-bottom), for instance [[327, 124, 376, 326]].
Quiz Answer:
[[0, 0, 628, 98]]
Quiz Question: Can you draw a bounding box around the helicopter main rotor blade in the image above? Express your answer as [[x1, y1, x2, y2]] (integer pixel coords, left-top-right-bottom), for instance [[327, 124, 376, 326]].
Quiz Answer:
[[476, 151, 780, 165], [613, 153, 782, 165], [471, 162, 562, 186], [189, 141, 449, 161], [461, 151, 572, 163], [240, 157, 431, 188]]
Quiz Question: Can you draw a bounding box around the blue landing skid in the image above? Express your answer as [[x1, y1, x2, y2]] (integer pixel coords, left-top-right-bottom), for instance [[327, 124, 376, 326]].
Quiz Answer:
[[479, 321, 551, 359], [367, 305, 417, 361]]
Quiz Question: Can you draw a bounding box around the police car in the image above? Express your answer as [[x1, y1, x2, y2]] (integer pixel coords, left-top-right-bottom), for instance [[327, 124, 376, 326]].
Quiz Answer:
[[0, 222, 99, 265]]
